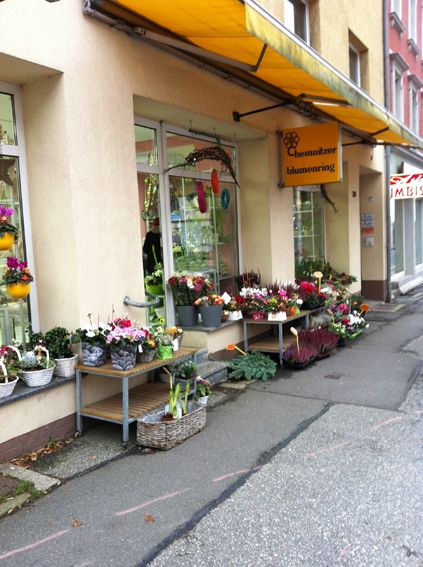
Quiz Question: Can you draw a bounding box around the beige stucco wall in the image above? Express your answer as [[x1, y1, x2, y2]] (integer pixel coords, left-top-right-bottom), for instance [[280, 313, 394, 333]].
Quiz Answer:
[[0, 0, 386, 445], [310, 0, 384, 103]]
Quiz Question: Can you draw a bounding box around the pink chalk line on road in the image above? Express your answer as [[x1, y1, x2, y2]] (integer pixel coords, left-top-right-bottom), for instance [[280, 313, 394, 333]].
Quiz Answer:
[[115, 488, 189, 517], [0, 529, 69, 562], [212, 466, 262, 482], [307, 441, 351, 457], [372, 416, 404, 431]]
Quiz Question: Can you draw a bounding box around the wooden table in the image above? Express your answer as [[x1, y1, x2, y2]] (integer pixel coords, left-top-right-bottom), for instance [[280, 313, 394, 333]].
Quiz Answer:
[[243, 308, 327, 364], [75, 347, 197, 448]]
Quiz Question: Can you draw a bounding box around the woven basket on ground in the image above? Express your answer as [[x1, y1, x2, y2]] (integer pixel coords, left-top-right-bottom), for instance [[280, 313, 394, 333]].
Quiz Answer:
[[137, 402, 206, 450], [54, 354, 79, 378]]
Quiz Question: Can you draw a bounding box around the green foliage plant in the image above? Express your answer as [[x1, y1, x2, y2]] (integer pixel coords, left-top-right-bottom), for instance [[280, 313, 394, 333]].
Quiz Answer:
[[228, 351, 277, 381], [44, 327, 74, 359]]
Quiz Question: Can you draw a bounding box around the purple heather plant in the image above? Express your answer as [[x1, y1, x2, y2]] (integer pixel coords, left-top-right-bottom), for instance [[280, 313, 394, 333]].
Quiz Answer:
[[282, 344, 318, 363]]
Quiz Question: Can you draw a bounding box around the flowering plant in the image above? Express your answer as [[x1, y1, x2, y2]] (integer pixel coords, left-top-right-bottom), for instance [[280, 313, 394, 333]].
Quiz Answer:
[[166, 326, 183, 338], [194, 294, 225, 306], [0, 206, 18, 238], [145, 263, 163, 287], [1, 256, 34, 285], [154, 327, 174, 346], [141, 336, 156, 352], [196, 377, 211, 397], [167, 274, 213, 305], [106, 325, 146, 349], [73, 314, 111, 346]]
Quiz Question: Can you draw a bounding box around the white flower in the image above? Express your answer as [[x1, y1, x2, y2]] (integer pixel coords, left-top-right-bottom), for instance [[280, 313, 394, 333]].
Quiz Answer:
[[86, 331, 95, 338]]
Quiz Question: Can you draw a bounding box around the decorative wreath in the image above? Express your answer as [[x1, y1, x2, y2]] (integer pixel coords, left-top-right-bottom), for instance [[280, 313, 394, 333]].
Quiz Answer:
[[165, 145, 239, 187]]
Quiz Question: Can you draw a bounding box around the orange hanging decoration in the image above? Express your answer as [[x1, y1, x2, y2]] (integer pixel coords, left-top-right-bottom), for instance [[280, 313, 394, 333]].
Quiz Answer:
[[211, 169, 219, 194]]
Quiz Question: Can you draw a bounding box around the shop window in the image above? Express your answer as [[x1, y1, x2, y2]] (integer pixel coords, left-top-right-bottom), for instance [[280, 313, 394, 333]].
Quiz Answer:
[[0, 89, 30, 344], [135, 120, 240, 325], [416, 199, 423, 265], [293, 188, 325, 265], [169, 176, 238, 294], [283, 0, 309, 43], [390, 198, 405, 275]]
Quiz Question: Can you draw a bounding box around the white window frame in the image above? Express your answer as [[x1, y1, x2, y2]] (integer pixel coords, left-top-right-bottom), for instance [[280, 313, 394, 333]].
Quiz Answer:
[[293, 185, 326, 261], [391, 0, 402, 18], [349, 44, 361, 87], [409, 84, 419, 132], [408, 0, 417, 42], [283, 0, 310, 44], [391, 63, 404, 121], [0, 80, 39, 332], [134, 117, 242, 324]]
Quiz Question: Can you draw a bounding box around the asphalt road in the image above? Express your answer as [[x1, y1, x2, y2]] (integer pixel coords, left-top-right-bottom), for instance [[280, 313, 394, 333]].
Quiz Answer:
[[0, 301, 422, 567]]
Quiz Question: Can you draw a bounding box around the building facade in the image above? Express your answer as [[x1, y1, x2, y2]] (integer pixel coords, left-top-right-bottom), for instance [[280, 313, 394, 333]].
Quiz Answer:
[[0, 0, 420, 459], [388, 0, 423, 293]]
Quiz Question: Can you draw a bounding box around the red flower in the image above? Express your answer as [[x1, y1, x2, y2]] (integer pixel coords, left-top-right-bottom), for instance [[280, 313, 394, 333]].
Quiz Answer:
[[21, 275, 28, 281]]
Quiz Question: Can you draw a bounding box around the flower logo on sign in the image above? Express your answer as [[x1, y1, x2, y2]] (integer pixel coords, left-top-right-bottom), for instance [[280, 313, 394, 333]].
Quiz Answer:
[[283, 131, 300, 151]]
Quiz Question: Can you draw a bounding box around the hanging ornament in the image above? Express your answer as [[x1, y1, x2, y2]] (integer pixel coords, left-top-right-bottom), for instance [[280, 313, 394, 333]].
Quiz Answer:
[[211, 169, 219, 194], [196, 181, 207, 213], [221, 188, 231, 210]]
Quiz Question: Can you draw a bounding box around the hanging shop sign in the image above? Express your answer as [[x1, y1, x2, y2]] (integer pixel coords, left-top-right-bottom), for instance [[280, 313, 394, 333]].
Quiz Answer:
[[390, 172, 423, 199], [282, 122, 342, 187]]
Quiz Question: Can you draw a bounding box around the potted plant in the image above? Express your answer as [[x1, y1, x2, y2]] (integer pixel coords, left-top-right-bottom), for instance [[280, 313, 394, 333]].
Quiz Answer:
[[298, 328, 339, 359], [167, 326, 183, 351], [167, 274, 213, 327], [44, 326, 78, 378], [137, 331, 157, 363], [0, 345, 21, 398], [155, 329, 174, 360], [73, 315, 110, 367], [226, 345, 277, 381], [1, 256, 34, 299], [0, 206, 18, 251], [264, 296, 287, 321], [106, 318, 144, 371], [20, 345, 55, 387], [174, 360, 197, 392], [195, 377, 211, 405], [225, 296, 243, 321], [194, 294, 224, 327], [136, 369, 206, 450], [282, 344, 318, 370], [145, 262, 164, 296]]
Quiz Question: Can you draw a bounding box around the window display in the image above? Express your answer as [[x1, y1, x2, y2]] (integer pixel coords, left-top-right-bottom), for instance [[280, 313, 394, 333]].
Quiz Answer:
[[293, 188, 325, 263]]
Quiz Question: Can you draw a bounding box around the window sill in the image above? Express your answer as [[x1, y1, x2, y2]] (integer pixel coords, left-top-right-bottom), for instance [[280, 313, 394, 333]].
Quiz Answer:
[[408, 38, 420, 57], [390, 11, 405, 34], [0, 375, 75, 409]]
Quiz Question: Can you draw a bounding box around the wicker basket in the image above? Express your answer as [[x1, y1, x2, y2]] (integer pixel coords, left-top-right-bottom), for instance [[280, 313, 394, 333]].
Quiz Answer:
[[21, 346, 55, 388], [0, 345, 22, 397], [137, 402, 206, 450], [54, 354, 78, 378]]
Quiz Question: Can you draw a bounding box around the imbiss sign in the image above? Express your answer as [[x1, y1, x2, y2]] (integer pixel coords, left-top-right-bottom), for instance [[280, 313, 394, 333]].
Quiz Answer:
[[390, 173, 423, 199]]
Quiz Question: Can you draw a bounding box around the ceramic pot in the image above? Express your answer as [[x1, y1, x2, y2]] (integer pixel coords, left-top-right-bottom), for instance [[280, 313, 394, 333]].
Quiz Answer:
[[0, 232, 15, 251], [6, 282, 30, 299], [110, 344, 137, 371], [81, 342, 106, 367]]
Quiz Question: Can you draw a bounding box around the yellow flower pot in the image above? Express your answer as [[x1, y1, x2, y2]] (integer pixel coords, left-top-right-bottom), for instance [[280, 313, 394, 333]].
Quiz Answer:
[[0, 232, 15, 251], [6, 282, 30, 299]]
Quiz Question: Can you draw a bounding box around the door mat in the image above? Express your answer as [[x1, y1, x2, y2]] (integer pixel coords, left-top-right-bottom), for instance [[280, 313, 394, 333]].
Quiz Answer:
[[370, 303, 405, 313]]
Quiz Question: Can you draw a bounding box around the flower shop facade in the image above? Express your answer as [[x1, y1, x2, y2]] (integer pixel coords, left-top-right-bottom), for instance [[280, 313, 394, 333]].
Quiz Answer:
[[0, 0, 420, 459]]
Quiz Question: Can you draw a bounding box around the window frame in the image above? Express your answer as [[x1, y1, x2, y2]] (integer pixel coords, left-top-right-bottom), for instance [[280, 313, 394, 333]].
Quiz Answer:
[[408, 0, 417, 42], [0, 80, 39, 334], [391, 63, 404, 121], [391, 0, 402, 18], [409, 83, 419, 132], [349, 44, 361, 87], [283, 0, 310, 44]]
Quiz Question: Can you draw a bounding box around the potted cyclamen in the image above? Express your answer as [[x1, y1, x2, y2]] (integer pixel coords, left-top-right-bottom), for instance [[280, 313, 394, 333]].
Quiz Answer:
[[196, 377, 211, 406], [137, 332, 157, 363], [225, 296, 243, 321], [195, 295, 224, 328], [106, 318, 144, 371], [264, 296, 287, 321], [44, 326, 78, 378], [0, 206, 18, 251], [74, 315, 110, 367], [1, 256, 34, 300], [0, 345, 21, 398]]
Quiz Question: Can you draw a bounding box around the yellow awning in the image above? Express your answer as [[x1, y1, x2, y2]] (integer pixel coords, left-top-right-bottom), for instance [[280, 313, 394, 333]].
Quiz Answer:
[[110, 0, 422, 148]]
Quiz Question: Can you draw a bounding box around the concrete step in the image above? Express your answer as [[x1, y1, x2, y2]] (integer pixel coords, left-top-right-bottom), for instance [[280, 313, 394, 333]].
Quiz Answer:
[[193, 347, 209, 365], [197, 360, 229, 386]]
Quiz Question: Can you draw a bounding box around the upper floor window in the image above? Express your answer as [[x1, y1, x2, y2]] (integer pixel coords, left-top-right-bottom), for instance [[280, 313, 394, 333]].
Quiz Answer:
[[284, 0, 309, 43], [409, 85, 419, 131], [409, 0, 417, 41], [391, 0, 402, 18], [349, 45, 361, 86], [392, 65, 404, 120]]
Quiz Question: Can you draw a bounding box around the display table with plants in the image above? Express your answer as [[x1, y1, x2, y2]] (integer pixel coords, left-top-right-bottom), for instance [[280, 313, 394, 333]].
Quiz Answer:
[[75, 346, 198, 448]]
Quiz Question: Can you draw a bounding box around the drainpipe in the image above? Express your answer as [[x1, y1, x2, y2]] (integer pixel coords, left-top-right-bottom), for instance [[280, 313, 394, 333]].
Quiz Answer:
[[383, 0, 392, 302]]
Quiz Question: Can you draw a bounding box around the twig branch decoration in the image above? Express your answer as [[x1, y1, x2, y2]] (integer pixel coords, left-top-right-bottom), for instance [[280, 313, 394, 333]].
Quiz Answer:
[[165, 146, 239, 187], [320, 183, 337, 212]]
